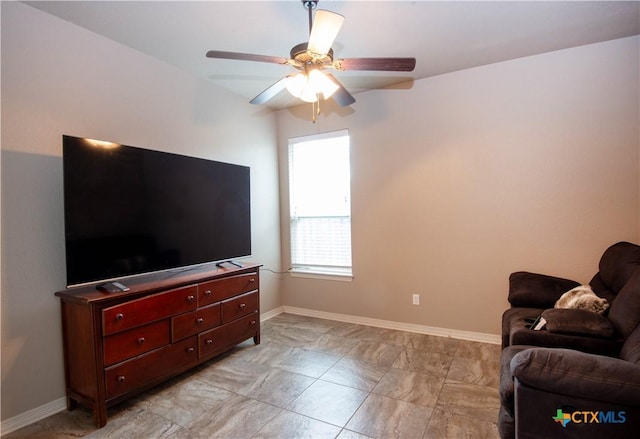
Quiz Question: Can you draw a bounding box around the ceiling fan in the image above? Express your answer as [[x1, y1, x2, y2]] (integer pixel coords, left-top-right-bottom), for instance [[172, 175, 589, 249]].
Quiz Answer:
[[206, 0, 416, 121]]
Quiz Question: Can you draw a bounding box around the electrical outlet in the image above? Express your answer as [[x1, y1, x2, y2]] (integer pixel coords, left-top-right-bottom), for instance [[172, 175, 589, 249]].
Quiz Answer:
[[412, 294, 420, 305]]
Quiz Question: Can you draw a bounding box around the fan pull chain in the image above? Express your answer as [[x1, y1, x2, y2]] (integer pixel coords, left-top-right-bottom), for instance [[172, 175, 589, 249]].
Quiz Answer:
[[311, 95, 321, 123]]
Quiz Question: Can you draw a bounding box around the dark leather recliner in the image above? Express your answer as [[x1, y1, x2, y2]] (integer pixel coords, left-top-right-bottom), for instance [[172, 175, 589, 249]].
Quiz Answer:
[[501, 241, 640, 356], [498, 242, 640, 438], [499, 324, 640, 439]]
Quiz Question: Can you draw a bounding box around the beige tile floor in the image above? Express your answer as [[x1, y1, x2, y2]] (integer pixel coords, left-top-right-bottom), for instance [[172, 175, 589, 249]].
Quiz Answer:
[[4, 313, 501, 439]]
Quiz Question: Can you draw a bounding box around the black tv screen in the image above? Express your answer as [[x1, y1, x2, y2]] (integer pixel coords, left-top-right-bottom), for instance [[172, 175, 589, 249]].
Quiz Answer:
[[63, 135, 251, 287]]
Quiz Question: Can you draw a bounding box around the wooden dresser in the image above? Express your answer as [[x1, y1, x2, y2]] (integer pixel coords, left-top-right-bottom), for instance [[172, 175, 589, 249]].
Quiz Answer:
[[55, 263, 260, 428]]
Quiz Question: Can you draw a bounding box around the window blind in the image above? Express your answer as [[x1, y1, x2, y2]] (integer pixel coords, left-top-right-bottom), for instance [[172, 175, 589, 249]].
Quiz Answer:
[[288, 130, 352, 274]]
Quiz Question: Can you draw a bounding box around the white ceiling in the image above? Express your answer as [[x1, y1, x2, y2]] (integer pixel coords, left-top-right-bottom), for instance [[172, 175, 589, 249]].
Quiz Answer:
[[25, 1, 640, 109]]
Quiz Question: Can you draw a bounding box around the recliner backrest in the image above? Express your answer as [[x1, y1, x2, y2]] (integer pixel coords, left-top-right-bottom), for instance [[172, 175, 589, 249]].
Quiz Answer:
[[597, 242, 640, 294], [620, 321, 640, 365], [608, 267, 640, 340]]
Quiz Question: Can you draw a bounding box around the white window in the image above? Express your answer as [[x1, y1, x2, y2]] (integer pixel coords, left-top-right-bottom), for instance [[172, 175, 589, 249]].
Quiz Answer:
[[288, 130, 352, 279]]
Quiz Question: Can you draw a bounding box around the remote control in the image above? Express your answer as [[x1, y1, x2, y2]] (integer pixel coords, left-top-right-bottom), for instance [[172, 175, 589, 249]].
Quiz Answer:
[[97, 282, 130, 293], [112, 282, 130, 292]]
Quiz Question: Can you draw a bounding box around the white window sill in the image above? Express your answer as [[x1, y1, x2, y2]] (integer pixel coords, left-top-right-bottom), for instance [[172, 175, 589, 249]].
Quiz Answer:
[[289, 267, 353, 282]]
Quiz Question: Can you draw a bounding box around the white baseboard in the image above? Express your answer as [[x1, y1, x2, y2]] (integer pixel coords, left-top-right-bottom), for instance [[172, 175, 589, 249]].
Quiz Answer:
[[260, 306, 284, 321], [1, 397, 67, 436], [281, 306, 501, 345], [2, 306, 498, 435]]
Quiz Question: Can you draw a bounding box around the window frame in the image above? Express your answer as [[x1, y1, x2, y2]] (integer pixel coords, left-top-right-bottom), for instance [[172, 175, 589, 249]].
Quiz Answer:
[[287, 129, 353, 280]]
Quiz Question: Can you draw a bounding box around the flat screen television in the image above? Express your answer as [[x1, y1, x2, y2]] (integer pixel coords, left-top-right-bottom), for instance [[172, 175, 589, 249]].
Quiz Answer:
[[62, 135, 251, 287]]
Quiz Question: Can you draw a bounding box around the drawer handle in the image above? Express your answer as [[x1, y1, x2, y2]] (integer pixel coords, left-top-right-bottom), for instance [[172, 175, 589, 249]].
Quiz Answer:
[[206, 339, 213, 345], [187, 347, 195, 353], [117, 375, 126, 383], [205, 290, 212, 296], [249, 278, 256, 283], [196, 318, 204, 324], [250, 320, 257, 325], [115, 313, 124, 321], [239, 303, 246, 309], [137, 337, 145, 344], [187, 295, 195, 302]]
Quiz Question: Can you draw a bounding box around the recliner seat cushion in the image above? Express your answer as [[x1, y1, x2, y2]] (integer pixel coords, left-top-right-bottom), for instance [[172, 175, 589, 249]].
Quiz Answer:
[[501, 307, 543, 348], [508, 316, 622, 356]]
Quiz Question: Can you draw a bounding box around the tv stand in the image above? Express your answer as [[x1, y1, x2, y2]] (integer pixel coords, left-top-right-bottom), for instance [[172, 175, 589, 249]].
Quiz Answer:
[[216, 260, 243, 268], [55, 262, 261, 428]]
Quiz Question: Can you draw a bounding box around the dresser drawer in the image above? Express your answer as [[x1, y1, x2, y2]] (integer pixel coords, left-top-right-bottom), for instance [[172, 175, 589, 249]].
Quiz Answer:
[[103, 285, 198, 335], [198, 272, 258, 306], [105, 336, 198, 400], [104, 320, 170, 367], [198, 313, 259, 358], [221, 291, 259, 324], [171, 303, 221, 342]]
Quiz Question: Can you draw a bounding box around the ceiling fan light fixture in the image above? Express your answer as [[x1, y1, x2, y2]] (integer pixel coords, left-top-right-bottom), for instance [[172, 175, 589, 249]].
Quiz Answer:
[[285, 70, 339, 103], [285, 73, 318, 102], [308, 69, 339, 99], [285, 73, 304, 98], [300, 88, 319, 103]]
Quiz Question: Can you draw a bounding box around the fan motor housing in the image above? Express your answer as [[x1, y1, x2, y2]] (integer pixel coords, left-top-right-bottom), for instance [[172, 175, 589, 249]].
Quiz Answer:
[[290, 42, 334, 65]]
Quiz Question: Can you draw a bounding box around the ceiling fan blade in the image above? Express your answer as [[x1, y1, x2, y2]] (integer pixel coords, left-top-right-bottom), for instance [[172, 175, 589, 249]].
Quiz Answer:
[[249, 77, 288, 105], [307, 10, 345, 57], [334, 57, 416, 72], [325, 74, 355, 107], [206, 50, 289, 65]]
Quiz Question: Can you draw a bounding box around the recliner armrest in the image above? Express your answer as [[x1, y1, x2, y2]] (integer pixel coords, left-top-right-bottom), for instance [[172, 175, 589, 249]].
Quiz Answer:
[[508, 271, 581, 308], [511, 347, 640, 407], [541, 308, 615, 338]]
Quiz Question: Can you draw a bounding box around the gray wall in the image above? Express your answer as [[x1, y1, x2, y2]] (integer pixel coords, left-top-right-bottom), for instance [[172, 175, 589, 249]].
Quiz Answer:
[[1, 2, 281, 421], [277, 36, 640, 336]]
